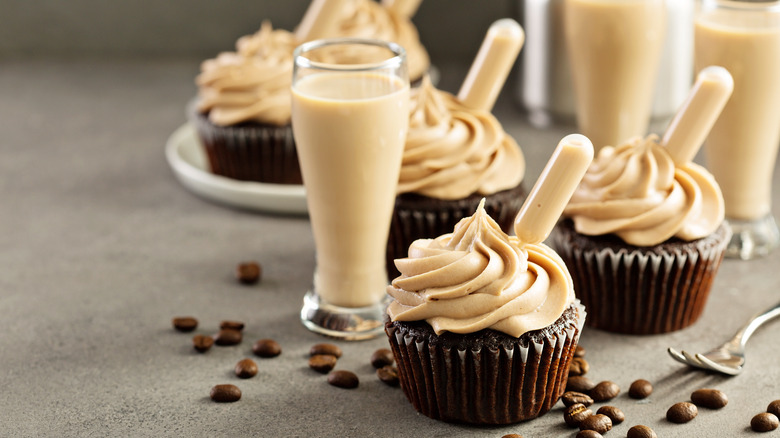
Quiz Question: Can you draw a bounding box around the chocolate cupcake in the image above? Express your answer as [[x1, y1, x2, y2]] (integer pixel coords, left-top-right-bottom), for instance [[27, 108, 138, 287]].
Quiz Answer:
[[386, 201, 585, 424], [191, 22, 302, 185], [386, 77, 526, 278], [550, 135, 730, 334]]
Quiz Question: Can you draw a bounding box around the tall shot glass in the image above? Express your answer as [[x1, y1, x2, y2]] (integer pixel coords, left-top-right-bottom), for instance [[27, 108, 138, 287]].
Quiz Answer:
[[695, 0, 780, 259], [291, 39, 410, 339]]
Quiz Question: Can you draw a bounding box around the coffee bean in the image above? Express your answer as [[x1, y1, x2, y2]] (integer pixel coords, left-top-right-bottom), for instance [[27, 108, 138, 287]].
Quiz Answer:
[[234, 358, 258, 379], [236, 261, 261, 284], [376, 365, 399, 387], [569, 357, 590, 377], [751, 412, 780, 432], [309, 354, 338, 373], [628, 379, 653, 399], [501, 435, 523, 438], [567, 376, 596, 393], [172, 316, 198, 332], [210, 384, 241, 403], [768, 400, 780, 418], [214, 328, 242, 346], [589, 381, 620, 402], [574, 345, 586, 358], [563, 403, 593, 427], [667, 402, 698, 423], [597, 406, 625, 425], [562, 391, 594, 407], [576, 431, 603, 438], [691, 388, 728, 409], [627, 425, 657, 438], [310, 343, 342, 358], [192, 334, 214, 353], [219, 320, 245, 331], [370, 348, 394, 368], [327, 370, 359, 389], [253, 338, 282, 358], [579, 414, 612, 434]]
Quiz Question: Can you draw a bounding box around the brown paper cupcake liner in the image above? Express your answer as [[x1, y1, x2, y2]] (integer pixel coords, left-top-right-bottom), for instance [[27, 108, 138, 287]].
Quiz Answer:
[[550, 220, 730, 335], [385, 300, 585, 425], [188, 103, 302, 185], [386, 184, 526, 279]]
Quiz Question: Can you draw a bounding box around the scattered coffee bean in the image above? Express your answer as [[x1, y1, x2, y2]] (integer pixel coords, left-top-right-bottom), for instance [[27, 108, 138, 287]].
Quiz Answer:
[[309, 354, 338, 373], [690, 388, 728, 409], [253, 338, 282, 358], [192, 334, 214, 353], [667, 402, 698, 423], [310, 343, 342, 358], [751, 412, 780, 432], [219, 320, 245, 331], [574, 345, 586, 358], [172, 316, 198, 332], [768, 400, 780, 418], [627, 425, 657, 438], [589, 381, 620, 402], [214, 328, 242, 346], [501, 435, 523, 438], [567, 376, 596, 393], [576, 430, 603, 438], [234, 358, 258, 379], [579, 413, 612, 434], [628, 379, 653, 399], [563, 403, 593, 427], [569, 357, 590, 377], [597, 405, 625, 425], [562, 391, 594, 407], [370, 348, 394, 368], [376, 365, 399, 387], [327, 370, 359, 389], [236, 261, 261, 284], [210, 384, 241, 402]]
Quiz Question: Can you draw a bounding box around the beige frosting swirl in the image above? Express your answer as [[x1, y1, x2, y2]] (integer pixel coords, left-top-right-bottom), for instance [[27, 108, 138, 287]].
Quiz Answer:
[[564, 135, 725, 246], [396, 77, 525, 199], [332, 0, 430, 80], [387, 200, 574, 337], [196, 21, 296, 126]]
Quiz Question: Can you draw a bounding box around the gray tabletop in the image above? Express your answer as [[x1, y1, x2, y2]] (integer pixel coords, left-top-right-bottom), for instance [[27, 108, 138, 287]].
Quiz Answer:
[[1, 57, 779, 438]]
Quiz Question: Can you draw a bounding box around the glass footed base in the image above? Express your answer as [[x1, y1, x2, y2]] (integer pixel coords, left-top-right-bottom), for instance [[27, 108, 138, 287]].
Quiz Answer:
[[300, 291, 389, 340], [725, 214, 780, 260]]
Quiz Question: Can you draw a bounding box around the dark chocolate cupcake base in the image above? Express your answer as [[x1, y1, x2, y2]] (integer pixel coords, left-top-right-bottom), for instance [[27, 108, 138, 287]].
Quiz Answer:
[[387, 184, 526, 279], [189, 104, 302, 185], [550, 219, 730, 335], [385, 301, 585, 425]]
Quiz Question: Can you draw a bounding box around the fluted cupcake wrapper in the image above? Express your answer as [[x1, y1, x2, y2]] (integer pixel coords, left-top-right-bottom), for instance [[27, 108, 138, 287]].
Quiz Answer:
[[386, 185, 526, 279], [188, 103, 302, 185], [551, 222, 730, 335], [385, 301, 585, 425]]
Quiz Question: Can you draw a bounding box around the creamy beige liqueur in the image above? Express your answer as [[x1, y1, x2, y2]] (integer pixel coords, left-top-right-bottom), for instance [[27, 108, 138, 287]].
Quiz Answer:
[[564, 135, 725, 247], [696, 8, 780, 220], [387, 201, 574, 337], [564, 0, 666, 151], [397, 77, 524, 200], [292, 72, 409, 308]]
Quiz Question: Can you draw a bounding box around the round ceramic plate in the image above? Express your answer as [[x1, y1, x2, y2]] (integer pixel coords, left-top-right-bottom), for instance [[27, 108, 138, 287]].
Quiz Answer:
[[164, 123, 308, 215]]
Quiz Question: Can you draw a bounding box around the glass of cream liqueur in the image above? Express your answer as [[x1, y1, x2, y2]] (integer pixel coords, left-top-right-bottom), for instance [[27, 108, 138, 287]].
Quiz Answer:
[[696, 0, 780, 259], [291, 39, 409, 339]]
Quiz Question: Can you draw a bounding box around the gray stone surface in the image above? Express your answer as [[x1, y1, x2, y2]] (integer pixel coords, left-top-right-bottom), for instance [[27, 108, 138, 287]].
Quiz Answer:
[[1, 56, 779, 438]]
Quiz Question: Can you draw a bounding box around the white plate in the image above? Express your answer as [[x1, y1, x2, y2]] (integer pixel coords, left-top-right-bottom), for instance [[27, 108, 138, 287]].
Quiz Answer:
[[165, 123, 308, 215]]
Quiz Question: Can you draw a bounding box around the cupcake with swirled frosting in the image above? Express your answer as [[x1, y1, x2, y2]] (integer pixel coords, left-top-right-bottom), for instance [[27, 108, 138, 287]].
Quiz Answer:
[[385, 200, 585, 425], [190, 21, 302, 184], [386, 76, 526, 278], [550, 134, 730, 334]]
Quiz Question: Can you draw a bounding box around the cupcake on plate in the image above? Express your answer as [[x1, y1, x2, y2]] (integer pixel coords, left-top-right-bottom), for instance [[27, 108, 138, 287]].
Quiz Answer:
[[550, 134, 730, 334], [191, 21, 302, 184], [385, 134, 593, 425]]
